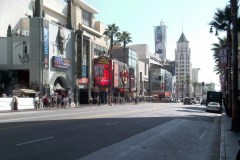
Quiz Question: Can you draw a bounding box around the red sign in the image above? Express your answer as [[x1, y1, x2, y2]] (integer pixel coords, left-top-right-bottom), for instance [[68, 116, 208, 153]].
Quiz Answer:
[[165, 91, 171, 97], [78, 78, 88, 84], [94, 56, 112, 87], [120, 70, 129, 84]]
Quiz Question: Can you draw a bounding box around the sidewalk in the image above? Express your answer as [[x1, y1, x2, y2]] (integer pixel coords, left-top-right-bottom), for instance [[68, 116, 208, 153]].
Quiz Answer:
[[0, 101, 139, 113], [221, 111, 240, 160]]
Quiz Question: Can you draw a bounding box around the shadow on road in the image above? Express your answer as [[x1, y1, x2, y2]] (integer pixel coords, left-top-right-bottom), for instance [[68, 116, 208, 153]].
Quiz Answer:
[[0, 106, 219, 160]]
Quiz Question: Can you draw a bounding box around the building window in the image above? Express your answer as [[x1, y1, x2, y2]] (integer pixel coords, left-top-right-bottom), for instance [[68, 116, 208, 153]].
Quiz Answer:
[[128, 49, 137, 68], [82, 10, 91, 27], [83, 39, 89, 66], [93, 43, 107, 56]]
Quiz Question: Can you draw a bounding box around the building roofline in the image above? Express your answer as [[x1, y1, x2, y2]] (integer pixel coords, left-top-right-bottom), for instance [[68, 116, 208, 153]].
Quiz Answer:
[[74, 0, 99, 14]]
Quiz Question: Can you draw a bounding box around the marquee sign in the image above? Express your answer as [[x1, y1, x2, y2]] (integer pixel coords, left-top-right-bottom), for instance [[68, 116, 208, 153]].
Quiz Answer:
[[94, 56, 112, 87], [52, 56, 71, 69]]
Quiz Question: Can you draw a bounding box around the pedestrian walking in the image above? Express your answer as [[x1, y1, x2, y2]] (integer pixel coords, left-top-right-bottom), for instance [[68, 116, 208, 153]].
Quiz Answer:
[[63, 96, 68, 108], [97, 96, 100, 106], [43, 96, 48, 108], [68, 96, 72, 107], [39, 96, 43, 109], [35, 96, 40, 109], [89, 96, 93, 104], [57, 95, 61, 108]]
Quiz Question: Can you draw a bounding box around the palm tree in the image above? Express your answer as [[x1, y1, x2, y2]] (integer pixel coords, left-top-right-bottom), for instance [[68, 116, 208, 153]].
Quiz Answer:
[[192, 82, 198, 97], [103, 24, 120, 58], [211, 37, 227, 74], [116, 31, 132, 49], [229, 0, 239, 131], [209, 5, 232, 117], [209, 5, 231, 74], [103, 24, 119, 105], [116, 31, 132, 68], [209, 5, 231, 31], [116, 31, 132, 99], [210, 3, 240, 131]]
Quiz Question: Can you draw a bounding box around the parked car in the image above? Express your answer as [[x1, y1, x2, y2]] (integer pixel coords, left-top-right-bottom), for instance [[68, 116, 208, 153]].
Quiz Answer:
[[190, 98, 197, 104], [183, 97, 191, 105], [206, 102, 221, 113], [200, 99, 207, 105]]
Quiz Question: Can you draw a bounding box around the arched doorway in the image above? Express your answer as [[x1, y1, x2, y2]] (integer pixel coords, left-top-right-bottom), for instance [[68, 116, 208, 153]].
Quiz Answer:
[[53, 76, 69, 97]]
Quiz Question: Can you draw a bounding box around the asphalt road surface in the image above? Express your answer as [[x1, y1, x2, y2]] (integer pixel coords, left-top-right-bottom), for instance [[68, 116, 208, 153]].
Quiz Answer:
[[0, 102, 221, 160]]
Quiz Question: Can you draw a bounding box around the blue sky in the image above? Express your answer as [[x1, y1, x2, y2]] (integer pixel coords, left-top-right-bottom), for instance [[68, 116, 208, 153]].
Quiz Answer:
[[84, 0, 228, 90]]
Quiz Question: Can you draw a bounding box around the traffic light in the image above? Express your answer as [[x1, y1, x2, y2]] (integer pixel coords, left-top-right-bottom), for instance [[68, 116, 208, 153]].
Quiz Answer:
[[202, 82, 204, 86]]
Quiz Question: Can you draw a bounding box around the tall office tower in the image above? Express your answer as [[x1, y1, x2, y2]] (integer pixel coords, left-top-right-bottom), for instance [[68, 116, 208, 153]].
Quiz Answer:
[[175, 32, 192, 98], [154, 20, 167, 59]]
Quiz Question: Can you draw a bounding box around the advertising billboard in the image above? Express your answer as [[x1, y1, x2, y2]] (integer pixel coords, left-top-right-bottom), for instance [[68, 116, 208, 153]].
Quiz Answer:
[[94, 56, 112, 87], [43, 24, 49, 69], [155, 26, 163, 54], [52, 56, 71, 69], [219, 48, 227, 68]]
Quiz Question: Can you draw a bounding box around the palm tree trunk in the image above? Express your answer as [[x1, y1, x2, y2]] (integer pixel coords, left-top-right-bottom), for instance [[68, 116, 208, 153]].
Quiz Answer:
[[230, 0, 239, 131], [227, 26, 232, 117], [108, 36, 113, 106], [123, 46, 126, 100]]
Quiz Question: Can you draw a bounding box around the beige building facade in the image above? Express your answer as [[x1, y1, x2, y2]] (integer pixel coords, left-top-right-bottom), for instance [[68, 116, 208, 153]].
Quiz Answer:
[[0, 0, 109, 104]]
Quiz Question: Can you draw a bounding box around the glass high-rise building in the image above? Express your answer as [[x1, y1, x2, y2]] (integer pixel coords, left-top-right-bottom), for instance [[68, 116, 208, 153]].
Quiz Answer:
[[154, 20, 167, 59]]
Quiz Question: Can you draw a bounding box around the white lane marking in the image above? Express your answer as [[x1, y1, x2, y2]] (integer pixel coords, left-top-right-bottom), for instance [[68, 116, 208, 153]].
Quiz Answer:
[[106, 122, 119, 126], [199, 126, 208, 139], [16, 136, 54, 146]]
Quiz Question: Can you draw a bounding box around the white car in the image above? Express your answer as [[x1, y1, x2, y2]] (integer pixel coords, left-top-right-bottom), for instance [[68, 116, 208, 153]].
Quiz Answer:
[[206, 102, 221, 113]]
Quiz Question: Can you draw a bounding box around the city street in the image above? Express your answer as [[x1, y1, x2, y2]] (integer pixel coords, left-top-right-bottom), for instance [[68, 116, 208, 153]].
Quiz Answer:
[[0, 102, 221, 160]]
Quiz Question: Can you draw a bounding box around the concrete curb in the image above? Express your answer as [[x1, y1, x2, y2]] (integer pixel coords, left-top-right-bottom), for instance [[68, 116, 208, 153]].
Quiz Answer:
[[220, 112, 226, 160]]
